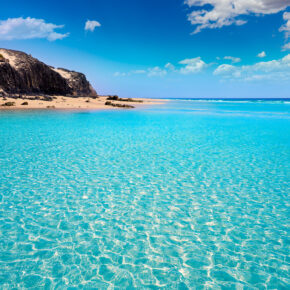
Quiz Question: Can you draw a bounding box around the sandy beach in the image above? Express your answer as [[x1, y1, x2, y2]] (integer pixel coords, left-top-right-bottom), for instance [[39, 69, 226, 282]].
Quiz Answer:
[[0, 95, 165, 110]]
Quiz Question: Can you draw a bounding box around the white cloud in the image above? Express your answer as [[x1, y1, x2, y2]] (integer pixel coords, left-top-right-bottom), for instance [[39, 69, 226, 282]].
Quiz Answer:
[[114, 67, 166, 77], [279, 12, 290, 50], [148, 66, 167, 77], [165, 62, 176, 71], [85, 20, 101, 32], [185, 0, 290, 33], [282, 42, 290, 51], [132, 70, 146, 74], [257, 51, 266, 58], [224, 56, 241, 63], [179, 57, 207, 74], [279, 12, 290, 38], [115, 54, 290, 83], [214, 64, 236, 75], [214, 54, 290, 81], [114, 72, 128, 77], [114, 57, 208, 77], [0, 17, 69, 41]]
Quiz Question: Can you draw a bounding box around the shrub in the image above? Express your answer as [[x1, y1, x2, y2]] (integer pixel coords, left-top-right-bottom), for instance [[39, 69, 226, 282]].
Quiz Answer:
[[21, 102, 28, 105]]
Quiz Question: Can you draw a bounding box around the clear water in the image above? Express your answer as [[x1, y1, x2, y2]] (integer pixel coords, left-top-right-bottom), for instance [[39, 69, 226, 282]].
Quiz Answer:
[[0, 100, 289, 289]]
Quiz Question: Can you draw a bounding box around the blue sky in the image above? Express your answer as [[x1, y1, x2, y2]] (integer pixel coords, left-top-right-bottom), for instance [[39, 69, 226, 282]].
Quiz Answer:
[[1, 0, 290, 98]]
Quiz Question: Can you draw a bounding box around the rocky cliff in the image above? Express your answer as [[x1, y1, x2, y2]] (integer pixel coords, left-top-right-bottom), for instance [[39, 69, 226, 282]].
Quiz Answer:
[[0, 48, 97, 97]]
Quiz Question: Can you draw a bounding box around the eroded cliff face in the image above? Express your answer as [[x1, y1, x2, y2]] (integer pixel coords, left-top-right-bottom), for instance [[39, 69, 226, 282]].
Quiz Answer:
[[0, 48, 97, 97], [53, 68, 97, 97]]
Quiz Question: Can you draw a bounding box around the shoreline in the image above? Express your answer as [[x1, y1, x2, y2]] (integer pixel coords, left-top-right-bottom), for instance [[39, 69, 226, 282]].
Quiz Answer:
[[0, 95, 166, 111]]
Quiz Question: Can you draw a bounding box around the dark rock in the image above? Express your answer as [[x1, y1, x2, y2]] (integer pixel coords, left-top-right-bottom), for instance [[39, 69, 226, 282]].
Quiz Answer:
[[105, 101, 134, 108], [42, 96, 53, 101], [106, 95, 143, 103], [0, 53, 6, 63], [8, 95, 20, 99], [0, 48, 97, 97], [107, 95, 119, 101], [121, 104, 134, 108], [21, 102, 28, 105], [119, 98, 143, 103], [54, 67, 97, 97], [2, 101, 15, 106], [0, 49, 70, 95]]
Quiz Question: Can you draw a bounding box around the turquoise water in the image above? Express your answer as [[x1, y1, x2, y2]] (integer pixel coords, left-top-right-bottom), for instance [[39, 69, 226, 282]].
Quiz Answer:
[[0, 100, 289, 289]]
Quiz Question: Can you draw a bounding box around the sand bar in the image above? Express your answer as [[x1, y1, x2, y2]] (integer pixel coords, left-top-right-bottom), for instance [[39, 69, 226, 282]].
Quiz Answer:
[[0, 96, 166, 110]]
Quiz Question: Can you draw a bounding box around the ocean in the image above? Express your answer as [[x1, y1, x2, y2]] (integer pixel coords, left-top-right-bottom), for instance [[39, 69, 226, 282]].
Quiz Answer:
[[0, 99, 289, 288]]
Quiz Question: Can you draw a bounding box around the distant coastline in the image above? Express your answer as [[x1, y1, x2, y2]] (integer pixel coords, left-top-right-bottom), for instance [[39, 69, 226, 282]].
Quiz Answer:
[[159, 98, 290, 102]]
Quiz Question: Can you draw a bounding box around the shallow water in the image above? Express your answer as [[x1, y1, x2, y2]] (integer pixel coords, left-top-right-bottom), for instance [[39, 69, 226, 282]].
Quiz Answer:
[[0, 100, 289, 288]]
